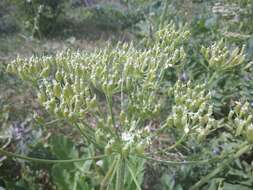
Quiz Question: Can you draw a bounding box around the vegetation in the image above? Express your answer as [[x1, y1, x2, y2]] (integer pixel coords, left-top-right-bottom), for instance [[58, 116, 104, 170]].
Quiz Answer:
[[1, 0, 253, 190]]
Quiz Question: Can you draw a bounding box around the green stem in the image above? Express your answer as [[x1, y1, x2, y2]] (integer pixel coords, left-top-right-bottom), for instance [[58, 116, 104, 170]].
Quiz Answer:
[[189, 143, 251, 190], [73, 122, 101, 149], [100, 157, 118, 190], [148, 122, 169, 140], [44, 119, 63, 126], [106, 94, 116, 127], [0, 147, 107, 164], [154, 132, 188, 155], [121, 70, 125, 111], [167, 133, 187, 150], [206, 72, 218, 89], [77, 125, 93, 141], [105, 94, 121, 140], [106, 157, 119, 190], [160, 0, 170, 28], [136, 154, 224, 166], [116, 157, 125, 190], [126, 159, 142, 190]]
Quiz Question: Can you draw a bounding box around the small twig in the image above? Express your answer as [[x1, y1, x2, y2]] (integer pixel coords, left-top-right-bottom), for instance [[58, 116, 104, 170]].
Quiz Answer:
[[135, 152, 228, 166], [0, 137, 11, 162], [44, 119, 64, 126], [0, 137, 11, 149]]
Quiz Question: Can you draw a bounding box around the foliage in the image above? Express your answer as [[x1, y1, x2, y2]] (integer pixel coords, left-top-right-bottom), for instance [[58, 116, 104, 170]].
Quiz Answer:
[[5, 23, 187, 189], [1, 1, 253, 190], [88, 3, 145, 30], [0, 0, 18, 35], [3, 22, 253, 190], [11, 0, 66, 38], [8, 0, 151, 38]]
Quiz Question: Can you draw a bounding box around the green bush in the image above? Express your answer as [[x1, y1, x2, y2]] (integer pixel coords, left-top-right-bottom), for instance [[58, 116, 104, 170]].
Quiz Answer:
[[0, 1, 18, 35], [12, 0, 66, 38]]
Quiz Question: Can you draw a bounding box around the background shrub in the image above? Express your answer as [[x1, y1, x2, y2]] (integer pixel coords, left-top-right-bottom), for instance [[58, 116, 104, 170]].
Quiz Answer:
[[11, 0, 67, 38]]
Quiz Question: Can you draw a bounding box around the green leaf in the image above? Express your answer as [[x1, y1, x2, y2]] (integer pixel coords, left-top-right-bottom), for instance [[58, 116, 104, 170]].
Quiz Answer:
[[49, 135, 78, 159], [52, 163, 94, 190], [126, 159, 142, 190], [160, 174, 175, 190]]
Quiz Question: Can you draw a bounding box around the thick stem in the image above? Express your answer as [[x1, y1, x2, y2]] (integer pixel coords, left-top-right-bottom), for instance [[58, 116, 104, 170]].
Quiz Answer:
[[0, 147, 107, 164]]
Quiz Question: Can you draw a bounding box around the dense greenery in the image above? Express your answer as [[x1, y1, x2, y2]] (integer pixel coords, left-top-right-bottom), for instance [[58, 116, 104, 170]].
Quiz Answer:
[[1, 0, 253, 190], [12, 0, 66, 38]]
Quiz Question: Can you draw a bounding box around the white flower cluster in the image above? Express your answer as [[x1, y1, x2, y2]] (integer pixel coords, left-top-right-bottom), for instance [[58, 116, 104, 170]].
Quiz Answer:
[[7, 23, 189, 156]]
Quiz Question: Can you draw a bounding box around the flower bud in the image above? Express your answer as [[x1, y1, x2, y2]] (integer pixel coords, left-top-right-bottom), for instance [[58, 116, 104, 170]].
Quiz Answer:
[[181, 115, 187, 126], [122, 143, 130, 158], [88, 96, 97, 110], [135, 142, 145, 155], [53, 83, 61, 97], [199, 114, 209, 126], [119, 111, 126, 124], [95, 130, 104, 144], [38, 92, 47, 105], [174, 116, 182, 128], [68, 112, 75, 121], [246, 125, 253, 143], [228, 110, 234, 121], [166, 117, 174, 127], [54, 107, 63, 118], [55, 70, 62, 82], [105, 144, 112, 156], [234, 104, 241, 114], [63, 108, 69, 118], [246, 115, 252, 126], [40, 66, 50, 78]]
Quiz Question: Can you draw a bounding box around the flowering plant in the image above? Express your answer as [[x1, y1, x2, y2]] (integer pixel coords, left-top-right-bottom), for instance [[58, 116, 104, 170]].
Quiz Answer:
[[4, 23, 253, 189]]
